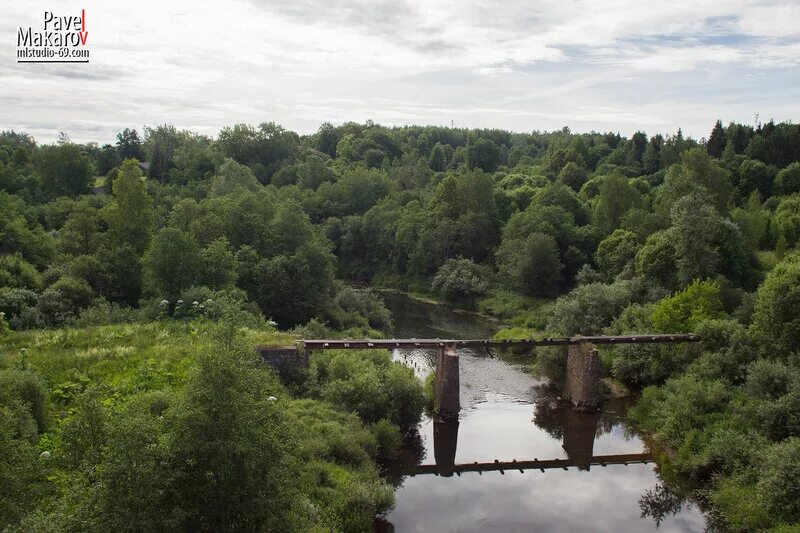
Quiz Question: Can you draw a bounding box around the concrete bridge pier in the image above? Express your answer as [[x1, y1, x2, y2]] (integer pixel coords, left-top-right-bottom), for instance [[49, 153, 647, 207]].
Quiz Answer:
[[564, 342, 603, 411], [434, 345, 460, 420]]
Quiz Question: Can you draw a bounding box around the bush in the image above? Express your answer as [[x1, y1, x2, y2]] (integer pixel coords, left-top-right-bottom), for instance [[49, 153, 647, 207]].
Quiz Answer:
[[650, 279, 725, 333], [746, 359, 797, 400], [431, 258, 490, 307], [310, 350, 423, 430], [545, 280, 635, 335], [0, 368, 49, 437], [751, 253, 800, 356], [0, 254, 42, 290], [0, 408, 48, 528], [759, 439, 800, 523], [757, 389, 800, 441], [497, 232, 563, 297], [334, 286, 392, 332], [69, 301, 143, 327], [0, 287, 42, 330]]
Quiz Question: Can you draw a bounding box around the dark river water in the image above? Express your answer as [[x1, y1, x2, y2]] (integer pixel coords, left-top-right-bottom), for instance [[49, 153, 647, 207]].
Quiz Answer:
[[380, 291, 709, 533]]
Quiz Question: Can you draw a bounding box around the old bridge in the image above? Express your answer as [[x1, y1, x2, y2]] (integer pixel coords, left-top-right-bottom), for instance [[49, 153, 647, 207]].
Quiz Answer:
[[261, 333, 699, 417], [260, 334, 698, 476]]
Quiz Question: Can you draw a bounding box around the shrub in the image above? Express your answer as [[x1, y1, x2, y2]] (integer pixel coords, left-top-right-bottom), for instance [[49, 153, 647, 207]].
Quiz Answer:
[[334, 286, 392, 332], [69, 301, 143, 327], [0, 254, 42, 290], [596, 229, 639, 278], [746, 360, 797, 400], [497, 232, 563, 297], [310, 350, 423, 430], [0, 368, 49, 437], [650, 279, 725, 333], [545, 280, 635, 335], [431, 258, 490, 307], [751, 253, 800, 356], [0, 408, 48, 528], [757, 389, 800, 441], [0, 287, 42, 330], [759, 439, 800, 523]]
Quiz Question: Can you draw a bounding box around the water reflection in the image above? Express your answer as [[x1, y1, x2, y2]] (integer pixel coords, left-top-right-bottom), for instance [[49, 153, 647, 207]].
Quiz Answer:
[[380, 292, 709, 532]]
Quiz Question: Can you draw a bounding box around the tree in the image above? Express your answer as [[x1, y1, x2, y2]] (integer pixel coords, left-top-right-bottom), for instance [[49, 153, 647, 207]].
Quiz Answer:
[[651, 280, 725, 333], [557, 161, 588, 191], [737, 158, 773, 199], [144, 124, 182, 182], [707, 120, 726, 158], [209, 158, 260, 196], [199, 238, 238, 289], [105, 159, 153, 254], [751, 252, 800, 356], [497, 232, 563, 297], [635, 230, 678, 289], [431, 258, 490, 306], [35, 143, 94, 197], [671, 195, 721, 286], [115, 128, 143, 160], [774, 162, 800, 196], [593, 172, 643, 236], [771, 195, 800, 248], [314, 122, 339, 157], [143, 228, 200, 299], [596, 229, 639, 278], [658, 148, 731, 215], [466, 137, 500, 172], [428, 142, 447, 172], [95, 144, 120, 176]]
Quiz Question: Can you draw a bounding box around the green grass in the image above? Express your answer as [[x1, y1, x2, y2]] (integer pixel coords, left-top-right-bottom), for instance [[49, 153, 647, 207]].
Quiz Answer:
[[0, 320, 295, 409], [478, 288, 549, 330]]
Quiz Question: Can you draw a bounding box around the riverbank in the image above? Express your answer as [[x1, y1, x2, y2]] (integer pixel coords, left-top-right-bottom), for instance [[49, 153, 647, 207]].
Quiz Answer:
[[0, 320, 421, 531]]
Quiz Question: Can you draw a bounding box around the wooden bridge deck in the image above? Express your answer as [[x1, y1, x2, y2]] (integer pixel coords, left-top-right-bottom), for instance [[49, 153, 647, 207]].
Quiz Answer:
[[405, 452, 652, 476], [300, 334, 699, 350]]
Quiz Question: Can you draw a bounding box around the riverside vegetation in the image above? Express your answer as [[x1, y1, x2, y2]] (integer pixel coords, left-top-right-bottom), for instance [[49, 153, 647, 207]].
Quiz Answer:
[[1, 120, 800, 530]]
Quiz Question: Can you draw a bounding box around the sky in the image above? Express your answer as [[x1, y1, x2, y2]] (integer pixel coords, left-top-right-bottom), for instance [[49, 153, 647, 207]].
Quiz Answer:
[[1, 0, 799, 144]]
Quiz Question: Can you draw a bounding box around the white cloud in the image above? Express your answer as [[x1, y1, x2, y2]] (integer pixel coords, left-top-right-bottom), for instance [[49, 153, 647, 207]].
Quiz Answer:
[[0, 0, 798, 143]]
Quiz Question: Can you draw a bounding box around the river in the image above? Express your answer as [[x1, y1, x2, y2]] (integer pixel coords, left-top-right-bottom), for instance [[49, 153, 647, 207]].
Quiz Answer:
[[379, 291, 710, 533]]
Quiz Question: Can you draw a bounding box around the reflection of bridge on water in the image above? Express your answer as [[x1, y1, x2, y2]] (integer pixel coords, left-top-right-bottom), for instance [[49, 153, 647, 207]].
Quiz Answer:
[[408, 408, 652, 478]]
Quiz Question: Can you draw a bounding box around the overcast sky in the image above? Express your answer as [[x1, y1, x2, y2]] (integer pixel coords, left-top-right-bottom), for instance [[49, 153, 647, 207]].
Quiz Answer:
[[2, 0, 799, 144]]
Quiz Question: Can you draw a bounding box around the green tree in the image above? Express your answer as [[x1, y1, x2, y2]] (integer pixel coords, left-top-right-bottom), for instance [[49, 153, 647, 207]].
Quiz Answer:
[[467, 137, 501, 172], [707, 120, 726, 158], [115, 128, 143, 160], [774, 162, 800, 196], [105, 159, 153, 254], [592, 172, 643, 236], [596, 229, 639, 278], [199, 237, 238, 289], [431, 258, 491, 306], [36, 143, 94, 197], [143, 228, 200, 299], [497, 232, 563, 297], [651, 279, 725, 333], [209, 158, 260, 196], [751, 252, 800, 355]]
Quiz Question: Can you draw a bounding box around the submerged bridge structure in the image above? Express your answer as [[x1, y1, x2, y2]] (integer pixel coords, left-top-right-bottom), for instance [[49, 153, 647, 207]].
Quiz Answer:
[[260, 333, 699, 418]]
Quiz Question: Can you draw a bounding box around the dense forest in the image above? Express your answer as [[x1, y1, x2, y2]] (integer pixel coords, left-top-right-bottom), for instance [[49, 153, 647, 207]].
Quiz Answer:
[[1, 118, 800, 531]]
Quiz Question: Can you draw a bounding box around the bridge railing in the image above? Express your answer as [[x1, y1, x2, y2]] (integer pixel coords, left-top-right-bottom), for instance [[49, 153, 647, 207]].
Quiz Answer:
[[299, 334, 699, 351]]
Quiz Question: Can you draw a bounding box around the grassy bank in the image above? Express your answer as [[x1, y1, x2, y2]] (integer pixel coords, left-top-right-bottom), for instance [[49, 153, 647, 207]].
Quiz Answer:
[[0, 319, 422, 532]]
